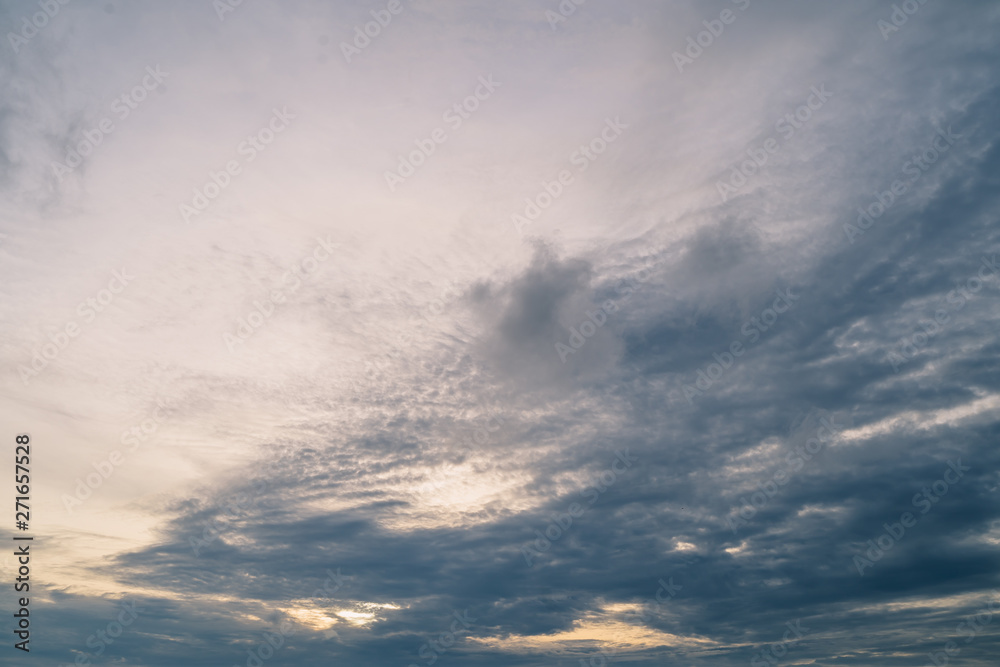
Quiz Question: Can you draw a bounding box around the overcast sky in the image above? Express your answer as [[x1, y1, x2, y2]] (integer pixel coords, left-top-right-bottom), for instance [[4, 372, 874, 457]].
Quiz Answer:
[[1, 0, 999, 665]]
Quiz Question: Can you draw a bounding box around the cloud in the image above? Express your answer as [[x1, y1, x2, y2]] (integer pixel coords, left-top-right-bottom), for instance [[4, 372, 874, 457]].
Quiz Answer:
[[2, 1, 1000, 665]]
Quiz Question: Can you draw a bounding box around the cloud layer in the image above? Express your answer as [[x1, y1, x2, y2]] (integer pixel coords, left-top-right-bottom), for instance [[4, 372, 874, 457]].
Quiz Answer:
[[1, 1, 999, 665]]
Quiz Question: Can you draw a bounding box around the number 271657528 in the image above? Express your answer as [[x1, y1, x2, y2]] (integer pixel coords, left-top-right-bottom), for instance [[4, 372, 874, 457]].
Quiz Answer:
[[15, 434, 30, 528]]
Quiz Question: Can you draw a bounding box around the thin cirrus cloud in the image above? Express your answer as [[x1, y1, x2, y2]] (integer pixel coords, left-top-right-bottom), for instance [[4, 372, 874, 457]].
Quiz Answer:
[[0, 0, 999, 665]]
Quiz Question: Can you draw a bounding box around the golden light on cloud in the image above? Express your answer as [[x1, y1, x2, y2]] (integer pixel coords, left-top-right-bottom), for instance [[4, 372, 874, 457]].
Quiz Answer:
[[725, 541, 748, 555], [467, 603, 718, 656], [279, 599, 403, 631], [335, 610, 375, 625], [284, 607, 339, 631], [381, 463, 541, 530]]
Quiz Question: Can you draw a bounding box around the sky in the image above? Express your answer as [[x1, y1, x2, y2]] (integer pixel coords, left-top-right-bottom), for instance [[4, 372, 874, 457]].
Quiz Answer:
[[1, 0, 999, 665]]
